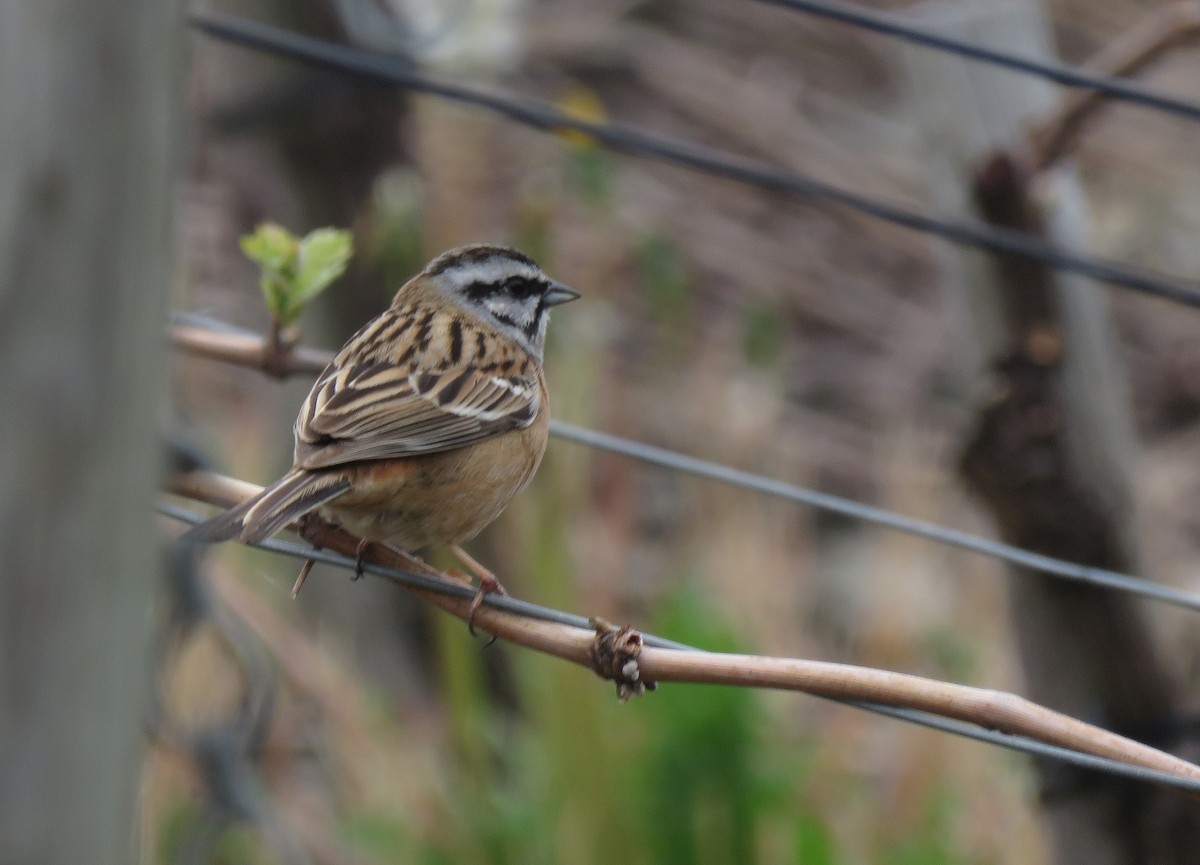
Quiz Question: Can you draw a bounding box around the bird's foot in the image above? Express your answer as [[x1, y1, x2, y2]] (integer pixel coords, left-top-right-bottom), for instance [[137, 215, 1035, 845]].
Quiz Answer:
[[448, 544, 508, 643], [352, 537, 373, 580]]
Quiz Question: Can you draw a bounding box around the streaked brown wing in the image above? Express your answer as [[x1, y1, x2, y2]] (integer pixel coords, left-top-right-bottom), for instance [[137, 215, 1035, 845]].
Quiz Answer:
[[294, 358, 541, 470]]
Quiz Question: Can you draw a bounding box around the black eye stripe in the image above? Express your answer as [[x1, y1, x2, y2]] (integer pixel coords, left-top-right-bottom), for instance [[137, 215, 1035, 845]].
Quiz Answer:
[[463, 276, 548, 302], [508, 276, 546, 300]]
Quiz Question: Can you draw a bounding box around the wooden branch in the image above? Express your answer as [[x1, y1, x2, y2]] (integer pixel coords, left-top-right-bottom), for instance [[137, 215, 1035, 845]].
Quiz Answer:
[[166, 469, 1200, 791], [1028, 2, 1200, 171], [172, 323, 330, 377], [170, 316, 1200, 791]]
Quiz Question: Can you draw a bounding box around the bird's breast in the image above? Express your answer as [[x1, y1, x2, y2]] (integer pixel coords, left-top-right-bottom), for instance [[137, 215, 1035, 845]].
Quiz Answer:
[[321, 408, 550, 550]]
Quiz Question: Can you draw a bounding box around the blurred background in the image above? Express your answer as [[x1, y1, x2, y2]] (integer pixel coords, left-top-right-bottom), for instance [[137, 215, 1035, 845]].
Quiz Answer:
[[156, 0, 1200, 862]]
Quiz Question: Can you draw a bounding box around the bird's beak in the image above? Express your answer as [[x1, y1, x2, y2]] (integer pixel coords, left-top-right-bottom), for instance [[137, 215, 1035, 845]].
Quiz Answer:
[[543, 281, 582, 307]]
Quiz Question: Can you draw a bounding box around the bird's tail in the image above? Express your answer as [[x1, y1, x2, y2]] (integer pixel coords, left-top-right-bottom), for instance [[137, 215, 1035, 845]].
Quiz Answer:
[[183, 470, 352, 544]]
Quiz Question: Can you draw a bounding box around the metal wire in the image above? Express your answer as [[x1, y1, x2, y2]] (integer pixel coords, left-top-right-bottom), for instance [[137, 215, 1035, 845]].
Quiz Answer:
[[157, 501, 1200, 795], [549, 421, 1200, 614], [757, 0, 1200, 123], [841, 700, 1200, 794], [170, 312, 1200, 615], [189, 11, 1200, 312]]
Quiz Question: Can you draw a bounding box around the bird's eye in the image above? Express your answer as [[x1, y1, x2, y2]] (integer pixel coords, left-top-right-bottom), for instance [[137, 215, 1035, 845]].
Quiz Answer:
[[502, 276, 544, 300]]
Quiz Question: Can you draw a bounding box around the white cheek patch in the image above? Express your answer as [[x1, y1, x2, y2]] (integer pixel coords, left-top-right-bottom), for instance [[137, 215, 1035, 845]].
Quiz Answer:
[[485, 295, 535, 328]]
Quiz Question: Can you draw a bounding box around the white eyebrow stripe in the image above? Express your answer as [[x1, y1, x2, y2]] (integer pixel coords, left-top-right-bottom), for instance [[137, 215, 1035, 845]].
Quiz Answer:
[[445, 260, 544, 288]]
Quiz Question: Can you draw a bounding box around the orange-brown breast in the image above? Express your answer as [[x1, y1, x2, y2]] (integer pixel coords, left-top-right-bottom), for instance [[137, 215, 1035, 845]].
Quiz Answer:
[[316, 373, 551, 551]]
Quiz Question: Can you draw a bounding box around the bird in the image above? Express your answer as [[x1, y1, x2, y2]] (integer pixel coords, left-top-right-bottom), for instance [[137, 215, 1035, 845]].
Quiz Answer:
[[186, 243, 580, 623]]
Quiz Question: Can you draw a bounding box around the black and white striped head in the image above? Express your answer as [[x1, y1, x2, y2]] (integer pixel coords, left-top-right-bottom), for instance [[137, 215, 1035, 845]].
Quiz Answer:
[[420, 244, 580, 361]]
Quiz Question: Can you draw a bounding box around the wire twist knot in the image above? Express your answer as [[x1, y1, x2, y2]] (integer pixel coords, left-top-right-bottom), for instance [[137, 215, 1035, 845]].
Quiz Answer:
[[588, 617, 657, 701]]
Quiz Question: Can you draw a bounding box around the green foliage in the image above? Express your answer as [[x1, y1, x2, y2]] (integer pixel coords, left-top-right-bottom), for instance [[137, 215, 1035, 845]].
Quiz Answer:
[[635, 233, 693, 329], [794, 813, 837, 865], [240, 223, 353, 327], [416, 583, 989, 865], [922, 626, 979, 683], [557, 86, 616, 209], [512, 205, 552, 274], [741, 302, 785, 369], [210, 825, 275, 865], [342, 812, 417, 861], [567, 147, 618, 209], [635, 592, 790, 865], [420, 586, 820, 865], [156, 593, 984, 865], [881, 788, 975, 865], [154, 798, 198, 864], [155, 797, 278, 865]]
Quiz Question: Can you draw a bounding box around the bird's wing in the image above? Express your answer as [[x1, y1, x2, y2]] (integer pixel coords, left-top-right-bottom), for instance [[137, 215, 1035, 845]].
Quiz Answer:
[[293, 356, 541, 470]]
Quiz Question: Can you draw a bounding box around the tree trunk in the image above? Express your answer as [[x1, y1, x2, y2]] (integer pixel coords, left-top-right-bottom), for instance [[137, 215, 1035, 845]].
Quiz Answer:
[[900, 1, 1198, 862], [0, 3, 184, 863]]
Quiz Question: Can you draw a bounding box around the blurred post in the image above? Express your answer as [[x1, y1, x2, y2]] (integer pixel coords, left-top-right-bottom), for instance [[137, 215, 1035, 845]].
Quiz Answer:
[[0, 2, 183, 863], [900, 1, 1195, 863]]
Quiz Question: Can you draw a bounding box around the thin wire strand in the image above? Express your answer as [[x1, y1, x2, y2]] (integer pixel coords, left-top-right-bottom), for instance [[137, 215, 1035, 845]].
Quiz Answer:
[[189, 11, 1200, 312], [157, 501, 1200, 795], [170, 311, 1200, 615], [757, 0, 1200, 123], [549, 421, 1200, 614]]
